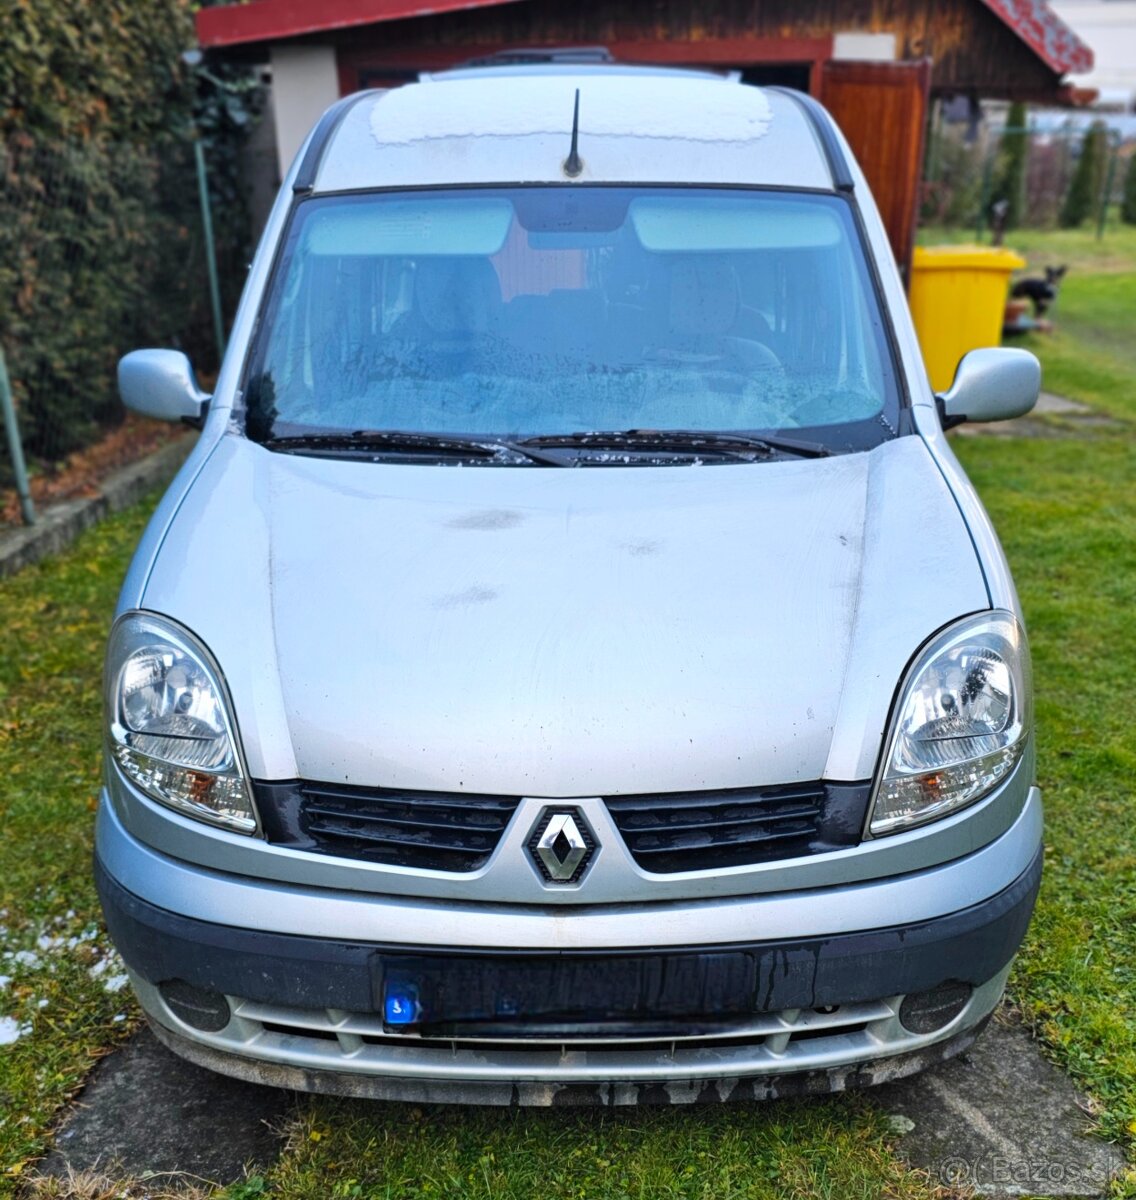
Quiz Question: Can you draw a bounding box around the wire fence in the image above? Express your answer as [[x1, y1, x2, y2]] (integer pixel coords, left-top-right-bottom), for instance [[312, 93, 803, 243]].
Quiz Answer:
[[0, 134, 224, 525], [922, 116, 1131, 240]]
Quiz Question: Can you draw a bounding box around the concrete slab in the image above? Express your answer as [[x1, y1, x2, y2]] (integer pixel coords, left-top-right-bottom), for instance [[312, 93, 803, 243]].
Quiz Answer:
[[40, 1027, 290, 1186], [1035, 392, 1092, 415], [877, 1018, 1126, 1197], [37, 1014, 1126, 1198], [0, 436, 193, 579], [952, 390, 1105, 439]]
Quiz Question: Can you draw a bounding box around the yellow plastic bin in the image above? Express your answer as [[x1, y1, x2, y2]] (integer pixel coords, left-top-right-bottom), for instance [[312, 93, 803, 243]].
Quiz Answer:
[[908, 245, 1025, 392]]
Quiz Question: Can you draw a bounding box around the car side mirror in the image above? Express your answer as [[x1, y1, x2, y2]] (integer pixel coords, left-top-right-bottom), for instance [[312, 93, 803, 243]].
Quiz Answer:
[[118, 349, 211, 427], [937, 348, 1040, 429]]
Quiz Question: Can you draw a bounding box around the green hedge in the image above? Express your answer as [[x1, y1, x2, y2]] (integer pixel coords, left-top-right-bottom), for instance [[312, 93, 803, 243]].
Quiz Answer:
[[0, 0, 253, 463], [1121, 152, 1136, 226], [1060, 121, 1108, 230], [992, 101, 1028, 231]]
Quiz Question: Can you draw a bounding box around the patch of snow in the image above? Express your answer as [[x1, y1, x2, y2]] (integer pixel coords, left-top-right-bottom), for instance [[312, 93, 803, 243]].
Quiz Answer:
[[0, 1016, 27, 1045], [88, 950, 127, 990], [371, 76, 773, 147]]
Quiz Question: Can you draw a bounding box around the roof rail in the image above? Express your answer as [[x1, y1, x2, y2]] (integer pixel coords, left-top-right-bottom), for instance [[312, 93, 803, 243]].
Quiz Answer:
[[765, 87, 855, 194], [457, 46, 615, 69], [293, 91, 378, 194]]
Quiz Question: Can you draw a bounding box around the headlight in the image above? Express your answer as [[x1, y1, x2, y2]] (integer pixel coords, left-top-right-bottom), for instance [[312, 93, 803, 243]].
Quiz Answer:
[[105, 613, 257, 833], [869, 611, 1031, 836]]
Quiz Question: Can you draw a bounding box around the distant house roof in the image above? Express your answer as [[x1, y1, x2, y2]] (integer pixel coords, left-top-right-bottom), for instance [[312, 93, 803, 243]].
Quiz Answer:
[[196, 0, 526, 50], [196, 0, 1093, 77], [978, 0, 1093, 74]]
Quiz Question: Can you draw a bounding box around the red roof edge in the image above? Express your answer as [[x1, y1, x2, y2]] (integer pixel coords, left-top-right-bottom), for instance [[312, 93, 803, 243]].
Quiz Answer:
[[196, 0, 525, 51], [195, 0, 1094, 78], [1064, 85, 1099, 107], [978, 0, 1094, 75]]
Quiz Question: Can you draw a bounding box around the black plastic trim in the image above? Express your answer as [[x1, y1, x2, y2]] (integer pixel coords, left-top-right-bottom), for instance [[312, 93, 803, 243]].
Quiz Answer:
[[254, 780, 520, 873], [253, 779, 869, 875], [605, 782, 869, 873], [97, 845, 1042, 1017], [766, 87, 855, 193], [936, 396, 967, 430], [292, 91, 379, 194]]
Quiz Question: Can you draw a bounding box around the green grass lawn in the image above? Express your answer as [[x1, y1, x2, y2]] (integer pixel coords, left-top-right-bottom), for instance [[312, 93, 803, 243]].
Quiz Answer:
[[918, 221, 1136, 421], [996, 223, 1136, 423], [917, 223, 1136, 1167], [0, 509, 153, 1191], [952, 435, 1136, 1145], [1, 225, 1135, 1198]]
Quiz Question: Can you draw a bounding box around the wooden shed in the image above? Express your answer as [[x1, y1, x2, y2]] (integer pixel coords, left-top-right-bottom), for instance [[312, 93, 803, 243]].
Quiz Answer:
[[198, 0, 1092, 277]]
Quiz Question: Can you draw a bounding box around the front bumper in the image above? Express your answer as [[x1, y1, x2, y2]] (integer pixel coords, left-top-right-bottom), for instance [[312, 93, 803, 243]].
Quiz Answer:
[[96, 788, 1043, 1102]]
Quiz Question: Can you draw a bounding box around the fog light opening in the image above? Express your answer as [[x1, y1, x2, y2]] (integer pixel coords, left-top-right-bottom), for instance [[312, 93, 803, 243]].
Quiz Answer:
[[159, 979, 232, 1032], [899, 982, 973, 1034]]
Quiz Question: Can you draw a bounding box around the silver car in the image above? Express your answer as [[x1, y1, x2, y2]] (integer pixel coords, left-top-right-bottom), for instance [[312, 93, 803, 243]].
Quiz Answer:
[[100, 64, 1042, 1104]]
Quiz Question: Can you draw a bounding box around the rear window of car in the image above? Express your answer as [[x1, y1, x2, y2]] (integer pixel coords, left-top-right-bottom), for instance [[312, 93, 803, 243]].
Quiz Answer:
[[243, 186, 901, 453]]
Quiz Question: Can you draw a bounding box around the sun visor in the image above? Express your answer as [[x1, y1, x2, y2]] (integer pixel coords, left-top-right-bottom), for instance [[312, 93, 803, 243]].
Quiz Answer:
[[303, 198, 513, 257], [630, 196, 843, 252]]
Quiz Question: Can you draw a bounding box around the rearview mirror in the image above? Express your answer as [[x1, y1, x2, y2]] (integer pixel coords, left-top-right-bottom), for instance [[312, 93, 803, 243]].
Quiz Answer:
[[118, 349, 210, 426], [938, 348, 1040, 428]]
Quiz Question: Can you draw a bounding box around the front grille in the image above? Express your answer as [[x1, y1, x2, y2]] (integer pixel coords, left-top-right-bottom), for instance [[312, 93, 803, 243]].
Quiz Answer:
[[254, 781, 519, 872], [254, 779, 869, 875], [604, 783, 862, 873]]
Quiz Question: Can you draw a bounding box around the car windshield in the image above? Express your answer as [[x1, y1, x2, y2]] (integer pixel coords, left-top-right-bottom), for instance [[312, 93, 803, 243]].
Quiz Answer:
[[243, 186, 901, 460]]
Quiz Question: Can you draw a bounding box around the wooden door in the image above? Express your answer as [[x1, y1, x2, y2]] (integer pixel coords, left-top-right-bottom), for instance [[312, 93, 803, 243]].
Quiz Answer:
[[820, 60, 931, 283]]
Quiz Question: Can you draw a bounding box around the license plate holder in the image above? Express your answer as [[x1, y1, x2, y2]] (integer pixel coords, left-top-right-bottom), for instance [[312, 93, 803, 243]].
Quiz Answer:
[[375, 950, 757, 1033]]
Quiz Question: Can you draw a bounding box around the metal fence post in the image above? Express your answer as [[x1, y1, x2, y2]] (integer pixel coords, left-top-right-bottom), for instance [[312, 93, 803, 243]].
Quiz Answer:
[[0, 348, 35, 526], [975, 148, 995, 243], [194, 138, 227, 364], [1097, 137, 1119, 241]]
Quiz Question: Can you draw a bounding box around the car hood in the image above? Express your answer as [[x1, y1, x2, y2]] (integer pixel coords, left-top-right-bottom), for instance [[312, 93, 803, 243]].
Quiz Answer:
[[141, 435, 989, 794]]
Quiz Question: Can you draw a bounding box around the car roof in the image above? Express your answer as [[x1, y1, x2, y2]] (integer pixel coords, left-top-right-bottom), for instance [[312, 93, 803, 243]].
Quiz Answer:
[[310, 71, 834, 193]]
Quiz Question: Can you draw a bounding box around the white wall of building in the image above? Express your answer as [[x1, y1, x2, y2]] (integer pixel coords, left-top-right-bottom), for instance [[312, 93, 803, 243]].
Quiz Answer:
[[832, 32, 898, 61], [1049, 1, 1136, 107], [269, 43, 340, 175]]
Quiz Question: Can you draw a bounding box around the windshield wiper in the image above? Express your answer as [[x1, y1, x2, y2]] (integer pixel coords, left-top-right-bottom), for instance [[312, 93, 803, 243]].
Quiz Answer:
[[260, 430, 567, 466], [517, 429, 832, 459], [259, 428, 829, 464]]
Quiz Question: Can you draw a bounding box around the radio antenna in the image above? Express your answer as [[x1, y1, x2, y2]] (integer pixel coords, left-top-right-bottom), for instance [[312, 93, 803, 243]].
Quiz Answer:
[[563, 89, 583, 178]]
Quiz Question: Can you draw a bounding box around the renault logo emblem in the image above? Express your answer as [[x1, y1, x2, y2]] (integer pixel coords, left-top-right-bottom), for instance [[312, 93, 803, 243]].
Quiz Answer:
[[527, 809, 596, 884]]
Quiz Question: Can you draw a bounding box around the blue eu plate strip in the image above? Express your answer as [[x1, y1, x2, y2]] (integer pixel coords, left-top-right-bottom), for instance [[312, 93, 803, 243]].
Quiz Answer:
[[384, 984, 420, 1027]]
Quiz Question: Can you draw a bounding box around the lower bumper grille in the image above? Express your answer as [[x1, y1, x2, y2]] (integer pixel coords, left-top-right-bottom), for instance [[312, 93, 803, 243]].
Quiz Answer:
[[134, 965, 1010, 1102], [235, 994, 891, 1051]]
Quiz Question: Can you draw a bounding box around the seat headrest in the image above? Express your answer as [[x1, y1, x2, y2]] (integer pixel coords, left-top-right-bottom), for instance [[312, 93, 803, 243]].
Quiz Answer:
[[415, 258, 502, 334], [668, 259, 739, 336]]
